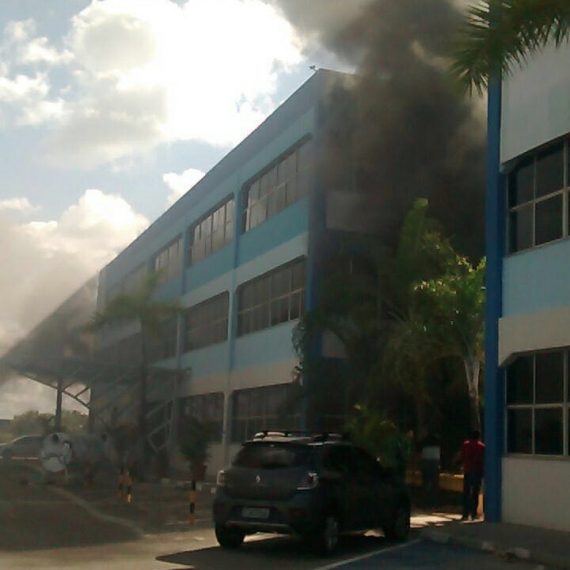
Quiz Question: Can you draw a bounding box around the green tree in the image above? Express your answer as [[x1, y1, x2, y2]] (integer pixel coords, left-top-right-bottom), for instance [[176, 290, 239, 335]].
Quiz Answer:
[[451, 0, 570, 93], [10, 410, 53, 436], [385, 255, 485, 432], [295, 199, 456, 431], [87, 271, 181, 470], [178, 416, 213, 480]]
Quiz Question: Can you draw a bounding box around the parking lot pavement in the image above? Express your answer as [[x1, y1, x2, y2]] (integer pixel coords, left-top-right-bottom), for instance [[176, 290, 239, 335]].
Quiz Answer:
[[328, 539, 544, 569]]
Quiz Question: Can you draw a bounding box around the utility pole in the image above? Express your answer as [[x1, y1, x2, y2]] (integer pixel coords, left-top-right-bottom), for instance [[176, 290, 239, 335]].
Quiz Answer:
[[55, 377, 63, 431]]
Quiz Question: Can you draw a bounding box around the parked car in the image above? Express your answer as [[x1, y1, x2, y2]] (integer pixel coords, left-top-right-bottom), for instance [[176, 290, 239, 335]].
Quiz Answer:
[[213, 431, 411, 554], [0, 435, 44, 460]]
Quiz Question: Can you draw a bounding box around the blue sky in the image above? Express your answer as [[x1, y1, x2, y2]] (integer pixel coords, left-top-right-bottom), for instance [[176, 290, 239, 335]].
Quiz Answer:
[[0, 0, 355, 417]]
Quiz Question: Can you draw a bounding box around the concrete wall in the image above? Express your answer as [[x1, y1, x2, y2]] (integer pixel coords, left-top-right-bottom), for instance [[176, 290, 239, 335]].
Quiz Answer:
[[503, 456, 570, 531], [501, 41, 570, 163]]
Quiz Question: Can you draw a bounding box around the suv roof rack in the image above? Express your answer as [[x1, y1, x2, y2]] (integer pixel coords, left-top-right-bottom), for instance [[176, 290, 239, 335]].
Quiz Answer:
[[252, 430, 351, 442]]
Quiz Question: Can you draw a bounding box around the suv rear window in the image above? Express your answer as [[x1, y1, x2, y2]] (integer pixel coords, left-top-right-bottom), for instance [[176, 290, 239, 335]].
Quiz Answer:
[[233, 443, 314, 469]]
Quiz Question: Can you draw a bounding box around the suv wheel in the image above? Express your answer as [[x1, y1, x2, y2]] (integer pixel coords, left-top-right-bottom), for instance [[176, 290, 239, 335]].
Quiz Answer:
[[215, 524, 245, 549], [314, 514, 340, 555], [384, 505, 410, 542]]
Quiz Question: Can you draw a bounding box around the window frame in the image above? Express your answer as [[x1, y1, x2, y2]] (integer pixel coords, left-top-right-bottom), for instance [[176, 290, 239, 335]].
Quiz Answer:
[[506, 138, 568, 255], [230, 383, 299, 443], [242, 137, 313, 233], [504, 349, 569, 458], [184, 292, 229, 351], [237, 258, 306, 337], [153, 236, 183, 284], [188, 197, 235, 265]]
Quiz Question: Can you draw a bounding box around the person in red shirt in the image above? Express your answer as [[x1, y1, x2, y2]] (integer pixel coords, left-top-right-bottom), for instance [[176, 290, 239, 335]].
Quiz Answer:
[[459, 430, 485, 520]]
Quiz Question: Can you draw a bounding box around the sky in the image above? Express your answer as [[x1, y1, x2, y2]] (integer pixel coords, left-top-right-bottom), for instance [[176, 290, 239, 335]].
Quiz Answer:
[[0, 0, 361, 419]]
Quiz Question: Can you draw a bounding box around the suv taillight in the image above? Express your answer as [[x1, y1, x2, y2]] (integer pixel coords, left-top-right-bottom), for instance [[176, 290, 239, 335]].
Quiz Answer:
[[297, 471, 319, 490], [216, 470, 226, 487]]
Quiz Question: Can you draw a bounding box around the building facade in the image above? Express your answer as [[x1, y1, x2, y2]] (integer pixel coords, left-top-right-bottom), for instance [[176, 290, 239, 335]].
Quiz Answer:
[[93, 70, 355, 474], [486, 42, 570, 531]]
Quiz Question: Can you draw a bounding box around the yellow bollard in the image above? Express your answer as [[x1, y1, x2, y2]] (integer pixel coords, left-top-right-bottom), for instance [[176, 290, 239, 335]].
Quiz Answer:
[[118, 468, 133, 503]]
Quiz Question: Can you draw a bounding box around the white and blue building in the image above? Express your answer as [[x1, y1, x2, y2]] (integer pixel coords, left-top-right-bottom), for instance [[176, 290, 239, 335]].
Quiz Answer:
[[94, 70, 356, 475], [486, 43, 570, 531]]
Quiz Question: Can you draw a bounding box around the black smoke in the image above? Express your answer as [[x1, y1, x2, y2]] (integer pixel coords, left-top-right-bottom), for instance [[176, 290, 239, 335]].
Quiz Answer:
[[274, 0, 485, 258]]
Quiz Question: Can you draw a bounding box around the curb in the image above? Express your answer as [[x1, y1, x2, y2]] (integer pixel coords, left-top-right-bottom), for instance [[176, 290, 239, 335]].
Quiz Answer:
[[421, 528, 570, 570]]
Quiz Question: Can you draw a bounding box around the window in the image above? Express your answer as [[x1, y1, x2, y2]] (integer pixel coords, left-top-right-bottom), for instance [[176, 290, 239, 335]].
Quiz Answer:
[[507, 140, 566, 253], [237, 258, 305, 336], [243, 138, 313, 232], [148, 318, 178, 362], [189, 198, 234, 264], [231, 384, 299, 442], [505, 350, 567, 456], [184, 293, 229, 351], [154, 237, 182, 284], [122, 264, 147, 295], [180, 393, 224, 441]]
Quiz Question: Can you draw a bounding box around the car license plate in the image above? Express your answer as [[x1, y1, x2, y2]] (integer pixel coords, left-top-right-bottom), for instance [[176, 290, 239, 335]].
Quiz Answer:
[[242, 507, 270, 519]]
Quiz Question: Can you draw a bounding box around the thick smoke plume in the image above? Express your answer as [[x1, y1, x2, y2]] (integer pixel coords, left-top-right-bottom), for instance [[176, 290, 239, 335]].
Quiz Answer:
[[274, 0, 485, 257]]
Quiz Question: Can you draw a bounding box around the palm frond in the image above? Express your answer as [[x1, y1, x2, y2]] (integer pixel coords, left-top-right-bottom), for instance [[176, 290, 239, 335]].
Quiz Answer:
[[451, 0, 570, 94]]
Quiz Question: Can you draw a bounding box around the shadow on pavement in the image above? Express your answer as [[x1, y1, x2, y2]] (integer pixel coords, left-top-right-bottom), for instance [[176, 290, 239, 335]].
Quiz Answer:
[[157, 533, 394, 569], [0, 460, 140, 551]]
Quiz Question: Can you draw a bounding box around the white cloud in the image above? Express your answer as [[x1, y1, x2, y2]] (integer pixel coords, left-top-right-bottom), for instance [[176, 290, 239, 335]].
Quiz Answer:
[[42, 0, 304, 168], [0, 20, 68, 127], [0, 197, 38, 213], [163, 167, 205, 205], [21, 189, 148, 267], [19, 36, 73, 66], [3, 19, 36, 45], [0, 190, 147, 417]]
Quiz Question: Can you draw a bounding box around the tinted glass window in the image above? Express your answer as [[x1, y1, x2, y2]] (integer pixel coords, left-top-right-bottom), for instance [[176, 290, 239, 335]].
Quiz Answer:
[[507, 408, 532, 454], [535, 408, 563, 455], [535, 194, 563, 245], [535, 351, 564, 404], [509, 159, 534, 207], [506, 356, 533, 404], [233, 443, 314, 469], [509, 206, 533, 252], [536, 143, 564, 198]]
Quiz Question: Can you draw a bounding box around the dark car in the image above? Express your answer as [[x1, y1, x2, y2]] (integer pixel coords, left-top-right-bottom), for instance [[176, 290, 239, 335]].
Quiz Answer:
[[213, 431, 410, 554], [0, 435, 44, 460]]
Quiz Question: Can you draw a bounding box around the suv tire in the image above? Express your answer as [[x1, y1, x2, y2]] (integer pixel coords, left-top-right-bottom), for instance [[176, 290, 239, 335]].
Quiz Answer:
[[313, 514, 340, 555], [384, 504, 410, 542], [215, 524, 245, 549]]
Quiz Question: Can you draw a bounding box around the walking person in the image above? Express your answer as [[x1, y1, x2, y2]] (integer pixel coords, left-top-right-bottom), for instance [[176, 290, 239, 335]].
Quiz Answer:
[[458, 430, 485, 520]]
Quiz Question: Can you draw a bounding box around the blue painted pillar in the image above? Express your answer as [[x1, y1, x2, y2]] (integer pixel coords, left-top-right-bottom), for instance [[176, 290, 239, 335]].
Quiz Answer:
[[484, 75, 505, 522]]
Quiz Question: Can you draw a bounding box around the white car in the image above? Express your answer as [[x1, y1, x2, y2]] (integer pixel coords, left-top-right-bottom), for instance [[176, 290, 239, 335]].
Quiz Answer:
[[0, 435, 44, 460]]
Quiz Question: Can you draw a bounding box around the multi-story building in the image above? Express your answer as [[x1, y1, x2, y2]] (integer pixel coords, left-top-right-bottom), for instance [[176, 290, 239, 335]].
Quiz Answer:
[[486, 42, 570, 531], [93, 70, 358, 474]]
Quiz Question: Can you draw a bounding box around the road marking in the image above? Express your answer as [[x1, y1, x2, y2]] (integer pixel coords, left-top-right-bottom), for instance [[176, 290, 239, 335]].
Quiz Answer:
[[313, 539, 421, 570]]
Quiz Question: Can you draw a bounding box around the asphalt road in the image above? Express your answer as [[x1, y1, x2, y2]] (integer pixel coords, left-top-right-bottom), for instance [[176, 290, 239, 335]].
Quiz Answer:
[[0, 460, 542, 570]]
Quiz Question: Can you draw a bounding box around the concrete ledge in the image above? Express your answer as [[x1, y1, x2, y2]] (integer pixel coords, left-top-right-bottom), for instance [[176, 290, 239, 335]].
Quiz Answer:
[[422, 526, 570, 570]]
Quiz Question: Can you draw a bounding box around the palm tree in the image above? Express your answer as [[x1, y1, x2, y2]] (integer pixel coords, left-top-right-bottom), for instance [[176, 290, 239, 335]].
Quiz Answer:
[[87, 271, 181, 471], [451, 0, 570, 93]]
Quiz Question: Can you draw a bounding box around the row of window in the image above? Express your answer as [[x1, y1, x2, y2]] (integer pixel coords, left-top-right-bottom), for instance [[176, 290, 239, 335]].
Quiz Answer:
[[179, 383, 299, 443], [506, 350, 570, 456], [243, 139, 313, 232], [99, 259, 306, 365], [190, 198, 234, 264], [107, 138, 313, 299], [237, 258, 305, 336], [507, 138, 570, 253]]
